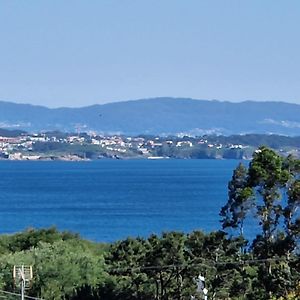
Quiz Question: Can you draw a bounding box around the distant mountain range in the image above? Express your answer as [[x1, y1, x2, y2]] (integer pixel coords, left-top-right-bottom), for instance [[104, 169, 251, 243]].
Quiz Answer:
[[0, 98, 300, 136]]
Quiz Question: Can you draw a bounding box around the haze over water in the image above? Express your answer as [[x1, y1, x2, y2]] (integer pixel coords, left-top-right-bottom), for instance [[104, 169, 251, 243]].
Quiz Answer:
[[0, 159, 245, 242]]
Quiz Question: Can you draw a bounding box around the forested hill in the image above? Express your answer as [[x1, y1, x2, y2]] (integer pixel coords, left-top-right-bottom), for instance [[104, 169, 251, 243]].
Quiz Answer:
[[1, 98, 300, 135]]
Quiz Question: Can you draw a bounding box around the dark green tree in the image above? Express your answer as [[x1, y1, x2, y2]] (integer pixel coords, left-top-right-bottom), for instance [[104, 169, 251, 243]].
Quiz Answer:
[[144, 232, 187, 300], [220, 147, 300, 299], [220, 163, 253, 237], [104, 237, 150, 300]]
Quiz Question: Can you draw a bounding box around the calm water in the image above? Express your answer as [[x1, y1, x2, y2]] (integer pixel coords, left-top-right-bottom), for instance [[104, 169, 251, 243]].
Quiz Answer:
[[0, 159, 245, 242]]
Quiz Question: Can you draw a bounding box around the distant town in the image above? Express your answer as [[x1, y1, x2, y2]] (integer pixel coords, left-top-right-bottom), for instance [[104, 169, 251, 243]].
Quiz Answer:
[[0, 129, 299, 161]]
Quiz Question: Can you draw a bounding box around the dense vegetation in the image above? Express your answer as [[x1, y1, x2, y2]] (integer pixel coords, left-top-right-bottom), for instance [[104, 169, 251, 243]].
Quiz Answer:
[[0, 147, 299, 299]]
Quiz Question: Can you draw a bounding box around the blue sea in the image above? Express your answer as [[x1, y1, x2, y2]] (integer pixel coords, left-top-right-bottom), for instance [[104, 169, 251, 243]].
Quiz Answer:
[[0, 159, 246, 242]]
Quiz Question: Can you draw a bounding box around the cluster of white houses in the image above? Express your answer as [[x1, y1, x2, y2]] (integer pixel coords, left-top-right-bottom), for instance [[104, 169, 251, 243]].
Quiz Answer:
[[0, 133, 249, 160]]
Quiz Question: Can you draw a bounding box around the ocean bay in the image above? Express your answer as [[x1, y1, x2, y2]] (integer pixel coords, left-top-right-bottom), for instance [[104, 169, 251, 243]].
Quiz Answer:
[[0, 159, 243, 242]]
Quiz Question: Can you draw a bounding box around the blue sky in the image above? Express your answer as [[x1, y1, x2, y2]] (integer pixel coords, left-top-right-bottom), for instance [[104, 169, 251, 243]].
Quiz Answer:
[[0, 0, 300, 107]]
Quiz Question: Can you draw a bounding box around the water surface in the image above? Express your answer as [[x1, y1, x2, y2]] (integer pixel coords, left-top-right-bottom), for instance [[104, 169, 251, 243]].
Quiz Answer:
[[0, 159, 243, 242]]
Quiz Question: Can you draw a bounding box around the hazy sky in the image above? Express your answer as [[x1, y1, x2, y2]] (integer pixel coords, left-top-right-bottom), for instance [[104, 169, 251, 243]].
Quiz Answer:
[[0, 0, 300, 107]]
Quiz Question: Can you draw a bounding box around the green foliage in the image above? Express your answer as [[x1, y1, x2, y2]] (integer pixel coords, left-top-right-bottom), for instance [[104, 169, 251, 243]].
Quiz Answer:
[[32, 240, 105, 299], [0, 228, 107, 300], [220, 147, 300, 299], [0, 227, 299, 299], [220, 163, 254, 236], [0, 227, 80, 253]]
